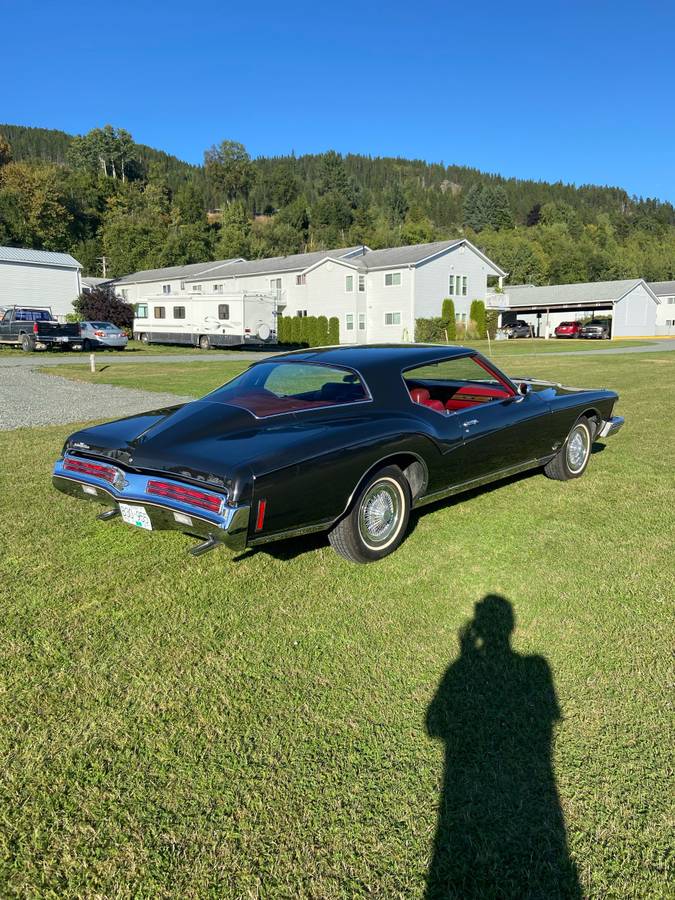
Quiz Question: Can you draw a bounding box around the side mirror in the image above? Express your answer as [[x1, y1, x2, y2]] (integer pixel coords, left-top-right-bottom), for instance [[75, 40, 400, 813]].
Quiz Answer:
[[519, 382, 532, 396]]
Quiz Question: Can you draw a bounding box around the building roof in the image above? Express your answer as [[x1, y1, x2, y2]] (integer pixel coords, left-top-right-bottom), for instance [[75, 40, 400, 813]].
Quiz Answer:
[[115, 258, 244, 285], [344, 239, 464, 270], [0, 246, 81, 269], [214, 247, 365, 279], [502, 279, 653, 308], [648, 281, 675, 297]]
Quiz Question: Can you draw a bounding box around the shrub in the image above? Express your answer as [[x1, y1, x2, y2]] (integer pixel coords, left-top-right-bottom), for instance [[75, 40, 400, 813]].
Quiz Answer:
[[441, 298, 456, 340], [317, 315, 329, 346], [276, 315, 287, 343], [306, 317, 320, 348], [485, 309, 499, 339], [470, 300, 487, 338], [73, 287, 135, 331], [328, 316, 339, 345], [290, 316, 303, 344], [415, 317, 447, 344]]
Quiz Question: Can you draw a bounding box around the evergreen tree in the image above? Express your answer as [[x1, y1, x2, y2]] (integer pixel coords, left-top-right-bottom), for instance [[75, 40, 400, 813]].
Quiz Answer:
[[204, 140, 255, 205], [317, 315, 329, 345], [441, 298, 456, 340], [216, 202, 251, 258], [0, 133, 12, 166], [328, 316, 339, 344], [470, 300, 487, 338]]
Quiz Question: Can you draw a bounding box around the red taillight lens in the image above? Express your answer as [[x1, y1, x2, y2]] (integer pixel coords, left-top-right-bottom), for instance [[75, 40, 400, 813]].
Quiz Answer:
[[64, 457, 119, 484], [33, 322, 39, 333], [255, 499, 267, 531], [94, 330, 106, 337], [146, 480, 224, 513]]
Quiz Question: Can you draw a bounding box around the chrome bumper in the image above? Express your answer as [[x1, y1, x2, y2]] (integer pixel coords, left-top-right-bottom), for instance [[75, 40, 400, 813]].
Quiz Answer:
[[52, 457, 250, 551], [598, 415, 624, 438]]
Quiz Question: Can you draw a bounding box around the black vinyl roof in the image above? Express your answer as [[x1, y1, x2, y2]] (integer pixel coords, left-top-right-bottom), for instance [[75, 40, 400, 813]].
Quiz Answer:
[[269, 343, 475, 374]]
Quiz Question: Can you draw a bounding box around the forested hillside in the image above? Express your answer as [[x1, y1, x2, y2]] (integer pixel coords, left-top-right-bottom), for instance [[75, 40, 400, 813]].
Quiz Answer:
[[1, 123, 673, 285]]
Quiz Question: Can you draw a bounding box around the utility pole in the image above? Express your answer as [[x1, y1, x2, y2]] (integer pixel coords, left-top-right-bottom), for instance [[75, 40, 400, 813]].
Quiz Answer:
[[97, 256, 107, 278]]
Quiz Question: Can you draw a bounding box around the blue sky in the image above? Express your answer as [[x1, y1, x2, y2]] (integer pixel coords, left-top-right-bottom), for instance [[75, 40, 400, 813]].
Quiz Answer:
[[4, 0, 674, 201]]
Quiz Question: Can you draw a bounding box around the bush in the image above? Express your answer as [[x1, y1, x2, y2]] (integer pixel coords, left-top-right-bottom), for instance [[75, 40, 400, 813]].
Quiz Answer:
[[317, 315, 329, 347], [441, 298, 456, 341], [415, 317, 447, 344], [73, 287, 135, 331], [328, 316, 339, 345], [485, 309, 499, 339], [290, 316, 303, 344], [299, 316, 310, 346], [470, 300, 487, 338]]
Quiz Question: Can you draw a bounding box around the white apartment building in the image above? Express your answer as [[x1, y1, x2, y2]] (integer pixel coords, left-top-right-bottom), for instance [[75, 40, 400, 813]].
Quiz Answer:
[[114, 239, 507, 344]]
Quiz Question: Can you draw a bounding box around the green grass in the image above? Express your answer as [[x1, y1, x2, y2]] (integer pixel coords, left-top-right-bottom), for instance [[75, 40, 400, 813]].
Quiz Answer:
[[2, 351, 673, 897]]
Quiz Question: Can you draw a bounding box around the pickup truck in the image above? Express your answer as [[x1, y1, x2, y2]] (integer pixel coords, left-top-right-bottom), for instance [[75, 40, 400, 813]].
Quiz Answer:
[[0, 306, 82, 351]]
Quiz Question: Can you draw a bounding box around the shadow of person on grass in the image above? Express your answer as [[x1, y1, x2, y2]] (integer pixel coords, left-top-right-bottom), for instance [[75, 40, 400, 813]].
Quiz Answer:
[[426, 595, 581, 899]]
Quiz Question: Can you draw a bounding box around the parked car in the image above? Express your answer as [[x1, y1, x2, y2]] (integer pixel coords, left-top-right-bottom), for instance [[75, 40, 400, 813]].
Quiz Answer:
[[79, 321, 128, 351], [0, 306, 82, 351], [53, 345, 624, 563], [504, 320, 532, 339], [579, 320, 611, 339], [554, 321, 582, 339]]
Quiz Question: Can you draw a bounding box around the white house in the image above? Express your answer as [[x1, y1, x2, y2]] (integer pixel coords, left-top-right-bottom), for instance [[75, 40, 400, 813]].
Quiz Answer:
[[492, 279, 661, 338], [114, 239, 507, 344], [648, 282, 675, 335], [0, 246, 82, 319]]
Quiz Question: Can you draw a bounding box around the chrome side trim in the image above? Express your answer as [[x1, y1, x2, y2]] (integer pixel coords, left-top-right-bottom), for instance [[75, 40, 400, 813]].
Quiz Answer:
[[413, 458, 547, 508], [248, 519, 334, 546], [598, 416, 624, 438]]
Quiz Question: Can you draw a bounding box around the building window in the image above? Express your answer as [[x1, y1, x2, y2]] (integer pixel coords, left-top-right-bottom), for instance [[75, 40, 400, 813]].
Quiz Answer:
[[173, 306, 186, 319], [384, 312, 401, 326], [191, 284, 202, 293], [180, 281, 185, 290], [218, 304, 230, 320], [346, 314, 354, 331], [296, 309, 308, 317], [345, 275, 354, 292], [270, 278, 282, 293], [213, 284, 223, 293], [667, 319, 675, 326], [385, 272, 401, 287], [449, 274, 468, 296], [154, 306, 166, 319], [358, 313, 366, 331], [162, 284, 171, 294], [135, 303, 148, 319], [358, 275, 365, 292], [296, 274, 306, 285], [668, 297, 675, 304]]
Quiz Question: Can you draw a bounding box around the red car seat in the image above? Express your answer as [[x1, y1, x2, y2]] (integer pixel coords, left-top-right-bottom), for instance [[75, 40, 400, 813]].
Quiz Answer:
[[410, 387, 445, 414]]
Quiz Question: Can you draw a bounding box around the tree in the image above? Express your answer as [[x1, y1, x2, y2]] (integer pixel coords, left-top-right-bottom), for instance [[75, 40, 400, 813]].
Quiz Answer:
[[317, 315, 329, 345], [312, 193, 353, 245], [216, 202, 251, 259], [67, 126, 137, 181], [317, 151, 350, 197], [441, 298, 456, 340], [0, 133, 12, 167], [173, 181, 205, 224], [290, 316, 303, 343], [463, 184, 490, 231], [204, 140, 255, 205], [384, 182, 408, 226], [489, 187, 514, 230], [73, 286, 135, 330], [328, 316, 339, 344], [0, 162, 71, 249]]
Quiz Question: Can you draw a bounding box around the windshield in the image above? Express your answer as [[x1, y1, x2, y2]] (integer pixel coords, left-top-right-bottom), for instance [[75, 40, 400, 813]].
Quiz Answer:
[[208, 361, 369, 417]]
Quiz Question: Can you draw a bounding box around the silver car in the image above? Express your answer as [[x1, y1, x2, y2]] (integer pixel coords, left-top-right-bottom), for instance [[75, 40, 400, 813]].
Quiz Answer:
[[80, 321, 128, 351]]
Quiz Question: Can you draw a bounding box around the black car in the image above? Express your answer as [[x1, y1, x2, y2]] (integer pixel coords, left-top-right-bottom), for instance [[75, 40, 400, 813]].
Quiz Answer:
[[52, 345, 623, 563], [504, 320, 532, 339]]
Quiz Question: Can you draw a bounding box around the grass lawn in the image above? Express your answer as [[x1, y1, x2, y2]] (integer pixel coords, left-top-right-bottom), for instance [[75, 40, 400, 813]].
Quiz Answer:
[[2, 351, 673, 897]]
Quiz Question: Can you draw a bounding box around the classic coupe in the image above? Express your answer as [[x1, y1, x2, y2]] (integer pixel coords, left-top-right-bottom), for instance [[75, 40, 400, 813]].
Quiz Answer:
[[52, 345, 624, 563]]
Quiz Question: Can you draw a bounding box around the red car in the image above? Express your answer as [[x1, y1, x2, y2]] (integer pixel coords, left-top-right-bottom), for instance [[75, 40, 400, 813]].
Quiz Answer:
[[555, 321, 582, 339]]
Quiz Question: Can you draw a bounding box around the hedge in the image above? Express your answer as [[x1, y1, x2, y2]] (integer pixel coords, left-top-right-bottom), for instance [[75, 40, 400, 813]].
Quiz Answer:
[[276, 314, 339, 348]]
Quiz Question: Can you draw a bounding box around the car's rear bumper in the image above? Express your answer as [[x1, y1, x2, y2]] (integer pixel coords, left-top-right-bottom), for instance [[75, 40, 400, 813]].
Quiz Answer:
[[598, 416, 624, 438], [52, 457, 249, 551]]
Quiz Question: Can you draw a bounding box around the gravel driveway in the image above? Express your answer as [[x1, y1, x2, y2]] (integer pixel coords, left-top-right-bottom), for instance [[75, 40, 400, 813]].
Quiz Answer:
[[0, 368, 191, 431]]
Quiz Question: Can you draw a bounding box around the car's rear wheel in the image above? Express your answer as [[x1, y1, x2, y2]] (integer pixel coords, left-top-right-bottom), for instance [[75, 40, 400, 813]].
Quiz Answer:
[[21, 334, 36, 352], [328, 465, 410, 563], [544, 417, 593, 481]]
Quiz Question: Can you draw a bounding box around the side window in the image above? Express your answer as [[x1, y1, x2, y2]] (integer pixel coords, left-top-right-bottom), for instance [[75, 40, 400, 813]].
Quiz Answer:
[[218, 304, 230, 320], [154, 306, 166, 319], [345, 275, 354, 292], [346, 314, 354, 331], [385, 272, 401, 286], [404, 355, 513, 415], [173, 306, 186, 319], [135, 304, 148, 319]]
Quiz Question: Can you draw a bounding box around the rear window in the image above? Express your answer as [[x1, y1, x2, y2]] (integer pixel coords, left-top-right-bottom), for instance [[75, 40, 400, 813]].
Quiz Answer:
[[208, 361, 369, 417], [559, 321, 574, 327], [15, 309, 52, 321], [90, 322, 116, 329]]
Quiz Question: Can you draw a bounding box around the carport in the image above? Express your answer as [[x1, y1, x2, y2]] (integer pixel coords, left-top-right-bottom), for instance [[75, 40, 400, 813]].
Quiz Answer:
[[490, 278, 660, 338]]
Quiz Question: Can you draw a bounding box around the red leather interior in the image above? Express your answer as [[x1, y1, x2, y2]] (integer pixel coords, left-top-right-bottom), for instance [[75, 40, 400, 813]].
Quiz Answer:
[[445, 384, 510, 411], [410, 387, 430, 403], [426, 399, 446, 412]]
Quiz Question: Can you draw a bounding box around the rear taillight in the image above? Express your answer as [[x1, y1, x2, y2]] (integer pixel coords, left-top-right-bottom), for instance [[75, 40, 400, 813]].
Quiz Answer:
[[33, 322, 39, 333], [94, 330, 106, 337], [146, 480, 224, 514], [64, 457, 119, 484]]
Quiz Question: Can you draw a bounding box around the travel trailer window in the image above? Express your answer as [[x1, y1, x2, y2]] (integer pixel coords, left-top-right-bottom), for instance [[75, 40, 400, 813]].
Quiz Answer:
[[173, 306, 186, 319], [154, 307, 166, 319], [218, 304, 230, 320], [136, 304, 148, 318]]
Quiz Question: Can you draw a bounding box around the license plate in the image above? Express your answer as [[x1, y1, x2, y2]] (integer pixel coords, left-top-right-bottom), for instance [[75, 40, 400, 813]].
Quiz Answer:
[[119, 503, 153, 530], [56, 336, 68, 343]]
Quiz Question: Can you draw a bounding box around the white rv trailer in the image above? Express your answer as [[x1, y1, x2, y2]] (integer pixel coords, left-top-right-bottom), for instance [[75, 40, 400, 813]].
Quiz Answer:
[[132, 292, 276, 349]]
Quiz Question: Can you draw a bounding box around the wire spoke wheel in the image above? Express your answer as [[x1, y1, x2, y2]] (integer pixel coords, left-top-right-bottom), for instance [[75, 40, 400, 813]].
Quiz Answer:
[[566, 424, 590, 473], [358, 480, 403, 549]]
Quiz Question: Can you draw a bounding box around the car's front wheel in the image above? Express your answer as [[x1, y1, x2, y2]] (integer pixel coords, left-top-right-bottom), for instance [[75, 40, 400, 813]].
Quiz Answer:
[[328, 465, 411, 563], [544, 417, 593, 481]]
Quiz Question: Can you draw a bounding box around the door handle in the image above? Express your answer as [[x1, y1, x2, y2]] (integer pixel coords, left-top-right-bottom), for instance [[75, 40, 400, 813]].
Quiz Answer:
[[462, 419, 479, 428]]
